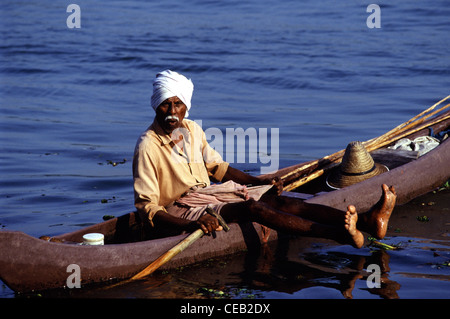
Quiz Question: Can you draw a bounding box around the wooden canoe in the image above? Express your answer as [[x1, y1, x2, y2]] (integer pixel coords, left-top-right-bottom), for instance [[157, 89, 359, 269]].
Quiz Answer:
[[1, 115, 449, 293]]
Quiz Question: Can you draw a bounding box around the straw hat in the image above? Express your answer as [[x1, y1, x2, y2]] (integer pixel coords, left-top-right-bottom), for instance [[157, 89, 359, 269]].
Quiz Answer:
[[326, 141, 388, 189]]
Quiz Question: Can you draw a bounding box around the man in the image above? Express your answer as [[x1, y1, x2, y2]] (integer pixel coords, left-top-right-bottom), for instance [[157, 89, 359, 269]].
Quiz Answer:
[[133, 70, 397, 248]]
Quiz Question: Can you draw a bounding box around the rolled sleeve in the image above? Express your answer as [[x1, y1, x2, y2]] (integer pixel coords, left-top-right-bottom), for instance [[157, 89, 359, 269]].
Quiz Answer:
[[135, 194, 167, 227], [206, 161, 229, 182]]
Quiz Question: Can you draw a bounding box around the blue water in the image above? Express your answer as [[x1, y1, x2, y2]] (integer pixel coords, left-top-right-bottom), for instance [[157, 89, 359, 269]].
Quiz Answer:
[[0, 0, 449, 299]]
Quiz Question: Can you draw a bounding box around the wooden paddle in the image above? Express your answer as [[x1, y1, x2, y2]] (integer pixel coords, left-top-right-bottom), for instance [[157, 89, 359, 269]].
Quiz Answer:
[[103, 208, 230, 290], [130, 207, 230, 281], [130, 228, 204, 280]]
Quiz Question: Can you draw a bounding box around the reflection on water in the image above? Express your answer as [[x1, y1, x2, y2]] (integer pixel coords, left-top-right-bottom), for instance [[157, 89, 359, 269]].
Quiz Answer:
[[175, 239, 404, 300], [270, 243, 401, 299]]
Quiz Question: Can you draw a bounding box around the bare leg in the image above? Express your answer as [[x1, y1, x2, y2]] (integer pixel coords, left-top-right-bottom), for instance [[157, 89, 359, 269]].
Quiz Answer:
[[220, 200, 364, 248], [260, 193, 346, 224], [260, 184, 397, 240]]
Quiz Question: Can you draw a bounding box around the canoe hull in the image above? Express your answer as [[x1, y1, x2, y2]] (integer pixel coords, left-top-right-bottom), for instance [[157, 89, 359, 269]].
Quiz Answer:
[[0, 222, 268, 293]]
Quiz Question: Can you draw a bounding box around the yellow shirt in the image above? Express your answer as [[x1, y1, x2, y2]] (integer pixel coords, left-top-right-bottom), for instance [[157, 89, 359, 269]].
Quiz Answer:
[[133, 118, 229, 225]]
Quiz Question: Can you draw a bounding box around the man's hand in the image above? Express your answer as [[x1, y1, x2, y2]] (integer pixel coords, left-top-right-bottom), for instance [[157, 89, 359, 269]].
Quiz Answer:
[[260, 176, 283, 195], [195, 214, 223, 235], [153, 210, 223, 236]]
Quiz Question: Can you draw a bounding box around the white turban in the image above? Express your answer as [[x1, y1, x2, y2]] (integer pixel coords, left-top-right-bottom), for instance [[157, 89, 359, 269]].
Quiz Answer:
[[151, 70, 194, 118]]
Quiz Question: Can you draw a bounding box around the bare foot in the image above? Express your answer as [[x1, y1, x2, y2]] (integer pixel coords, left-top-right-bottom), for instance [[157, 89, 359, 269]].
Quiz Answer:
[[363, 184, 397, 239], [345, 205, 365, 249]]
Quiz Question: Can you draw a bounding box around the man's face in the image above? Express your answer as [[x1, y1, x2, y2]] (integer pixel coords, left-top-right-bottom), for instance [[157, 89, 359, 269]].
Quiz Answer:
[[155, 96, 187, 133]]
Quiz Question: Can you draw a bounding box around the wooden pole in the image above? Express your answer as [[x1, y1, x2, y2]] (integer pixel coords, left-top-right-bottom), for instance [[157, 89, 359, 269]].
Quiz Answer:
[[130, 229, 204, 281], [284, 110, 450, 191], [364, 95, 450, 146], [282, 100, 450, 191]]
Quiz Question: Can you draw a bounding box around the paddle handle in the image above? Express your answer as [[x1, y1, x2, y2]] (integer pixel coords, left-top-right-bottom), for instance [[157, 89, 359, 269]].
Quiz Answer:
[[131, 229, 204, 280]]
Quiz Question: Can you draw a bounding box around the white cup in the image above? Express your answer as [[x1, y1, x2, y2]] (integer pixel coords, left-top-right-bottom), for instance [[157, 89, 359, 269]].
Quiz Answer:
[[82, 233, 104, 245]]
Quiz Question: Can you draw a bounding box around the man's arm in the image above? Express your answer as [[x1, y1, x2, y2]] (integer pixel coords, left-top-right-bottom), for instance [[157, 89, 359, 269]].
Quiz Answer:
[[222, 166, 283, 195], [221, 166, 261, 185]]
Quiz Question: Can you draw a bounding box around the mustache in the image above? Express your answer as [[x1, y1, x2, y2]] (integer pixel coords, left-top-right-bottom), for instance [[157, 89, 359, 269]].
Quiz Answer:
[[165, 115, 180, 122]]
